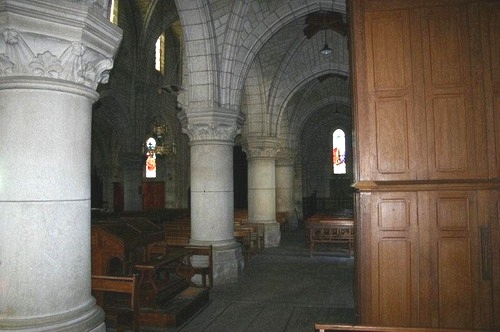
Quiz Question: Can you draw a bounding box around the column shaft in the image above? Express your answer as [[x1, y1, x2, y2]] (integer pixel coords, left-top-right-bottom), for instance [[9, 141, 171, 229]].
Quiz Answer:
[[190, 142, 234, 245], [0, 1, 121, 330], [0, 82, 104, 331], [276, 162, 297, 229]]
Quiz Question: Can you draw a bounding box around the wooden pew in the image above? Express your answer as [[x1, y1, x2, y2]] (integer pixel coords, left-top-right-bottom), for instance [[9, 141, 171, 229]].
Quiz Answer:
[[185, 245, 214, 288], [234, 227, 253, 261], [92, 275, 139, 332], [306, 217, 354, 257], [276, 211, 290, 234], [315, 324, 493, 332]]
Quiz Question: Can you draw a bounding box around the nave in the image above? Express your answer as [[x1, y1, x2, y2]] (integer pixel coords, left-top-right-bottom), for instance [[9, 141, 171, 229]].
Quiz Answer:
[[141, 229, 356, 332]]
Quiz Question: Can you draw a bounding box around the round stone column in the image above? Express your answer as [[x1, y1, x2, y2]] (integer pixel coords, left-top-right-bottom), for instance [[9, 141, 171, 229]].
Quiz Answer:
[[276, 149, 298, 229], [0, 1, 121, 330], [243, 137, 281, 247], [179, 112, 244, 284]]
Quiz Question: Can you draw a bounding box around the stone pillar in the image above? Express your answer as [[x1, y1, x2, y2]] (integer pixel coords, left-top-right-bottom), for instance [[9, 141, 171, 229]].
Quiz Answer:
[[179, 110, 244, 284], [243, 137, 281, 247], [0, 1, 121, 331], [121, 153, 144, 211], [276, 148, 298, 229]]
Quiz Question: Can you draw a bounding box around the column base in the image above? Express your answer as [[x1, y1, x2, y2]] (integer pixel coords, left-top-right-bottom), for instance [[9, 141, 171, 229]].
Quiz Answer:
[[249, 221, 281, 248], [212, 243, 244, 285], [264, 222, 281, 247], [0, 303, 105, 332]]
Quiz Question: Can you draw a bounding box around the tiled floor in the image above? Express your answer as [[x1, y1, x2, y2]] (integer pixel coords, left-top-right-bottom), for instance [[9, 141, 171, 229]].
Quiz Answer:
[[173, 228, 356, 332]]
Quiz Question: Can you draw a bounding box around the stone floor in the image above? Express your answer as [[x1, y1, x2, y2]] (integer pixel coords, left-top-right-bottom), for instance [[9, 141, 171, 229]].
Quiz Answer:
[[117, 228, 357, 331], [176, 228, 355, 332]]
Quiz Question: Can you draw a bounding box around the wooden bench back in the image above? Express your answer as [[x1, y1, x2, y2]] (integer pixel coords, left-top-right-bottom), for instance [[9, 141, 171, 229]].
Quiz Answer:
[[315, 324, 493, 332], [184, 245, 213, 288], [92, 275, 139, 331]]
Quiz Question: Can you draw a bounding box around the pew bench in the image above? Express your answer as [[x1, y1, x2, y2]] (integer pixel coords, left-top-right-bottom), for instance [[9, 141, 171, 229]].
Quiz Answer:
[[185, 245, 213, 288], [315, 323, 492, 332], [307, 218, 354, 257], [92, 274, 140, 332]]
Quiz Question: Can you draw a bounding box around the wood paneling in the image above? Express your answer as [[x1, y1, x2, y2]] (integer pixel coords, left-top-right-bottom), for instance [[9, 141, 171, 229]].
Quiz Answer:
[[351, 0, 500, 329], [369, 193, 419, 326], [430, 192, 477, 329], [421, 6, 478, 179], [376, 100, 409, 174], [142, 181, 165, 211], [481, 3, 500, 177], [365, 10, 416, 180]]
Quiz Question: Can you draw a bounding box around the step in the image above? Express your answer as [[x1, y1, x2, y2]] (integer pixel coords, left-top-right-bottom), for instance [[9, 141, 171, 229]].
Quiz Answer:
[[138, 286, 209, 328]]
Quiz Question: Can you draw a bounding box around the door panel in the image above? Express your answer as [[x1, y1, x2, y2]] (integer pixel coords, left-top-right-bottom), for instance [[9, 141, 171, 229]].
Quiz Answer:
[[142, 181, 165, 211]]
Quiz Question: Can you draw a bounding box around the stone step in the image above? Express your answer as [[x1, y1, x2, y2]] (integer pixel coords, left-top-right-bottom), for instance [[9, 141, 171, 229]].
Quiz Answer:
[[138, 286, 210, 328]]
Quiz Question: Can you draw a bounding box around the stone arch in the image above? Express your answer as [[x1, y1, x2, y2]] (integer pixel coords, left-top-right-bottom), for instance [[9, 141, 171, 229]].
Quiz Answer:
[[275, 70, 350, 150], [175, 0, 219, 110], [222, 0, 346, 110]]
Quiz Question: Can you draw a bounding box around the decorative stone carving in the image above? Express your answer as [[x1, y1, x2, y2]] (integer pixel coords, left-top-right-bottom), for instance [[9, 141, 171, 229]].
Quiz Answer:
[[276, 148, 296, 166], [182, 122, 242, 142], [243, 137, 281, 159], [0, 29, 114, 89]]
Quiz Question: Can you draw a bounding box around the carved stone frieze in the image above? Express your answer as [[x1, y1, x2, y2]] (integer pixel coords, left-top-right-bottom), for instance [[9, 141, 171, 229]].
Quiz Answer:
[[182, 122, 242, 142], [0, 29, 114, 89], [243, 137, 281, 159], [276, 148, 296, 166]]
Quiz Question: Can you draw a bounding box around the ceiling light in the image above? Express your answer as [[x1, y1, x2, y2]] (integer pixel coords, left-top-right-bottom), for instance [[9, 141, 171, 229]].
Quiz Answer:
[[320, 29, 333, 56]]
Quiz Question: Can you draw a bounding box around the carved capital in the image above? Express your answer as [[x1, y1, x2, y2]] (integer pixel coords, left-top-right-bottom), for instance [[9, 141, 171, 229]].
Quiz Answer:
[[0, 0, 122, 90], [276, 148, 296, 166], [182, 122, 241, 142], [178, 107, 244, 143], [242, 137, 281, 160]]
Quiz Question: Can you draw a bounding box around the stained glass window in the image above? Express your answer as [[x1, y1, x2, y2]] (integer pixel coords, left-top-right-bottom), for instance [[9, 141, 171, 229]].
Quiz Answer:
[[145, 137, 157, 178], [155, 33, 165, 73], [332, 129, 346, 174], [109, 0, 118, 24]]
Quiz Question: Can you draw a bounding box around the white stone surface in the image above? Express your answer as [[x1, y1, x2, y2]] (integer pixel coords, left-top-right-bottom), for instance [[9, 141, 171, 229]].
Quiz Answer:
[[0, 0, 121, 329], [189, 141, 243, 282]]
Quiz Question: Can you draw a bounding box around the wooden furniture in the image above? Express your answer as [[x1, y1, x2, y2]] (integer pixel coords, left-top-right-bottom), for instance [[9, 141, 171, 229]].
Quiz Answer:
[[306, 216, 354, 257], [315, 323, 493, 332], [234, 227, 253, 261], [163, 220, 191, 247], [350, 0, 500, 329], [92, 275, 139, 332], [91, 218, 165, 275], [276, 211, 290, 234], [185, 245, 214, 288], [91, 218, 209, 329], [134, 248, 194, 303]]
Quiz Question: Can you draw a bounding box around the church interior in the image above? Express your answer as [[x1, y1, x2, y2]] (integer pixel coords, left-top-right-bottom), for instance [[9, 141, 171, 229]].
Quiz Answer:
[[0, 0, 499, 331]]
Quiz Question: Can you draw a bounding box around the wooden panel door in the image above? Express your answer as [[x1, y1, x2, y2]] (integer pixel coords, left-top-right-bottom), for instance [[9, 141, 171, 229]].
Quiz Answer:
[[422, 191, 482, 329], [420, 5, 486, 179], [113, 182, 124, 213], [142, 181, 165, 211], [362, 9, 418, 181], [351, 0, 499, 329], [369, 192, 420, 326]]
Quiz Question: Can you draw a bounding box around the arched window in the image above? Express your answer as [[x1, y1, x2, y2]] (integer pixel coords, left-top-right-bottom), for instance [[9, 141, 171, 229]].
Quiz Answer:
[[332, 129, 346, 174], [155, 33, 165, 73], [145, 137, 157, 178], [108, 0, 118, 24]]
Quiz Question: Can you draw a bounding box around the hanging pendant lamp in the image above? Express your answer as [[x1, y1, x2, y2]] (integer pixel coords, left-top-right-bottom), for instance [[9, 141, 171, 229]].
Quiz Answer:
[[320, 29, 333, 56]]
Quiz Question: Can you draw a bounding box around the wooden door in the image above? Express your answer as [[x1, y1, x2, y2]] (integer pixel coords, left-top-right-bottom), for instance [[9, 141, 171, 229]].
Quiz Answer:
[[142, 181, 165, 211], [113, 182, 124, 213], [350, 0, 499, 329]]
